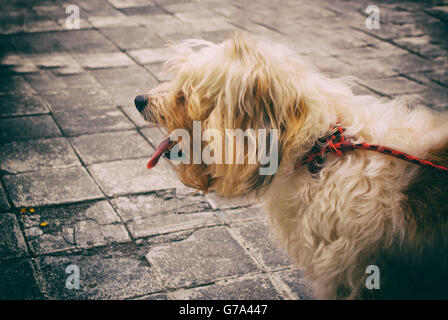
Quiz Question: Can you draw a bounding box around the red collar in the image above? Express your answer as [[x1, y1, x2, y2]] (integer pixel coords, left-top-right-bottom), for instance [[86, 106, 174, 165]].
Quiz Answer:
[[295, 121, 448, 175]]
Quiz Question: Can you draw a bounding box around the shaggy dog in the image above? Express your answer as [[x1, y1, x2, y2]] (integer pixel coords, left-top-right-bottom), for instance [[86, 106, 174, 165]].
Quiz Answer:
[[134, 34, 448, 299]]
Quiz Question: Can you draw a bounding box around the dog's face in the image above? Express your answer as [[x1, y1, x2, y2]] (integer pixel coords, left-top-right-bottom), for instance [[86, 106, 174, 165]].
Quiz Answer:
[[135, 34, 308, 197]]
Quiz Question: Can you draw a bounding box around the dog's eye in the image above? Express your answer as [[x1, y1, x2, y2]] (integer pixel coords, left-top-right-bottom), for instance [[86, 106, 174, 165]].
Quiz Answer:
[[176, 93, 185, 104]]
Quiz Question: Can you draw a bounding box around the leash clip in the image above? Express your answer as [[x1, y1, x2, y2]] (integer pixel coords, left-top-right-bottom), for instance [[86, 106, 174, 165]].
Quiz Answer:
[[326, 124, 346, 157]]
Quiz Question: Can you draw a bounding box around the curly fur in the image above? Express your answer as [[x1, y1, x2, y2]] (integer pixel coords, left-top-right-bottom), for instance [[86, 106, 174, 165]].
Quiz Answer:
[[137, 33, 448, 299]]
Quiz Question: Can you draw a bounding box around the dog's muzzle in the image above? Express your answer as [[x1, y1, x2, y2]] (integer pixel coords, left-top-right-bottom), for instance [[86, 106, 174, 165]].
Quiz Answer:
[[134, 95, 148, 112]]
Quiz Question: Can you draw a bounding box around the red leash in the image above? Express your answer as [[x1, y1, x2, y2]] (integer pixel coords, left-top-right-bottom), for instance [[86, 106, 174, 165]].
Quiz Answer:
[[295, 122, 448, 175]]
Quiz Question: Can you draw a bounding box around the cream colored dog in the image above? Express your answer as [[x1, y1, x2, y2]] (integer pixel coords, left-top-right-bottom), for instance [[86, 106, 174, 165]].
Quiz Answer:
[[135, 33, 448, 299]]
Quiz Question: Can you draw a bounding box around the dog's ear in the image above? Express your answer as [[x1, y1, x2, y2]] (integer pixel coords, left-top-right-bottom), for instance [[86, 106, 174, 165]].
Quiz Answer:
[[203, 35, 309, 197], [229, 35, 308, 160]]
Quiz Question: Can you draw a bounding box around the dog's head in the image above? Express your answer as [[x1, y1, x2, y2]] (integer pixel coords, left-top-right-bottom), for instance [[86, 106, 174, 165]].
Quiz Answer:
[[135, 33, 315, 197]]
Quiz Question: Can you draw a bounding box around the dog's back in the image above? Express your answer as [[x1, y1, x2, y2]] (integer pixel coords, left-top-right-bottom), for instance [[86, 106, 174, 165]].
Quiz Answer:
[[363, 143, 448, 299]]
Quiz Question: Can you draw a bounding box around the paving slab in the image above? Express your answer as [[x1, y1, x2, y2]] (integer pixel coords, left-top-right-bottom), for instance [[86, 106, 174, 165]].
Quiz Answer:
[[29, 53, 83, 75], [0, 93, 49, 117], [0, 137, 80, 174], [419, 69, 448, 87], [53, 107, 135, 136], [101, 26, 165, 50], [382, 53, 438, 74], [8, 32, 65, 54], [70, 130, 152, 165], [145, 62, 174, 82], [128, 47, 175, 65], [230, 220, 292, 271], [0, 74, 35, 94], [58, 73, 102, 88], [41, 87, 115, 112], [72, 52, 136, 70], [146, 20, 197, 39], [399, 85, 448, 110], [19, 200, 130, 255], [135, 293, 168, 300], [198, 29, 238, 43], [161, 2, 210, 14], [89, 66, 157, 106], [120, 106, 152, 127], [54, 29, 120, 53], [0, 213, 28, 260], [171, 275, 284, 300], [107, 85, 148, 107], [146, 226, 261, 289], [112, 190, 210, 222], [90, 65, 157, 89], [117, 5, 166, 16], [152, 0, 193, 6], [88, 157, 182, 197], [0, 259, 43, 299], [108, 0, 155, 9], [361, 22, 424, 40], [23, 70, 68, 92], [76, 0, 123, 17], [87, 15, 140, 29], [112, 190, 215, 238], [273, 269, 315, 300], [2, 54, 38, 73], [0, 184, 11, 211], [140, 126, 168, 147], [32, 4, 68, 19], [128, 210, 219, 239], [218, 206, 267, 225], [36, 245, 162, 299], [0, 115, 62, 143], [2, 167, 103, 207], [205, 192, 256, 210], [361, 76, 427, 96], [17, 18, 63, 34]]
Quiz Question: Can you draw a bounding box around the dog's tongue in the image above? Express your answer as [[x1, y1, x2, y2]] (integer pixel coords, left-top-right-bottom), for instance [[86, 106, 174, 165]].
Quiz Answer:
[[147, 137, 171, 169]]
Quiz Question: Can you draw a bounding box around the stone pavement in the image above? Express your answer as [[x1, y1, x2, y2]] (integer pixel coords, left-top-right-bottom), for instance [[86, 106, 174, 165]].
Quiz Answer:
[[0, 0, 447, 300]]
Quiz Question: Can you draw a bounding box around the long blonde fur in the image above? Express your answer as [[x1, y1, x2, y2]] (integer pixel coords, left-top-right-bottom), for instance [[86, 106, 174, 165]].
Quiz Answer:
[[138, 33, 448, 299]]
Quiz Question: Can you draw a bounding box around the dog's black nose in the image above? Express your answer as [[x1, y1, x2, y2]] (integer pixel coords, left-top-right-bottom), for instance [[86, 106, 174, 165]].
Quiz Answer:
[[134, 95, 148, 112]]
